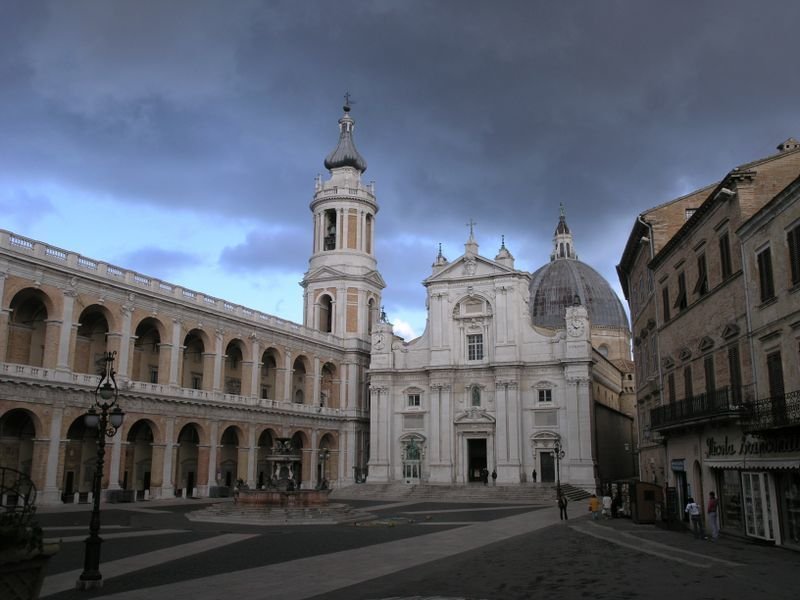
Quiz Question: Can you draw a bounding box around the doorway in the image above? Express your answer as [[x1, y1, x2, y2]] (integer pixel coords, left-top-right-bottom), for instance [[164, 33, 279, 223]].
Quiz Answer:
[[467, 438, 487, 482], [541, 452, 555, 482]]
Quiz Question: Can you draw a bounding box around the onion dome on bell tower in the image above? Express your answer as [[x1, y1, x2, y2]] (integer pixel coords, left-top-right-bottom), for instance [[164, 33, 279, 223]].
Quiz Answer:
[[324, 97, 367, 173]]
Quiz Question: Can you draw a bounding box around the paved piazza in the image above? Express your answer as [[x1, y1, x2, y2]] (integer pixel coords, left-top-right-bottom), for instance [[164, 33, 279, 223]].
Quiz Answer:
[[36, 497, 798, 600]]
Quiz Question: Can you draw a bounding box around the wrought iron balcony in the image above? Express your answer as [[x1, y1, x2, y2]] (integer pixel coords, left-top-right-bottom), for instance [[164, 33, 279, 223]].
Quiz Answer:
[[650, 386, 749, 431], [742, 390, 800, 431]]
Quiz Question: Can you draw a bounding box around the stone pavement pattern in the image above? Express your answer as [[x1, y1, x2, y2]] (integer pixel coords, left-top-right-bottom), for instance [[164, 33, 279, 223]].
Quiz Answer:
[[36, 498, 799, 600]]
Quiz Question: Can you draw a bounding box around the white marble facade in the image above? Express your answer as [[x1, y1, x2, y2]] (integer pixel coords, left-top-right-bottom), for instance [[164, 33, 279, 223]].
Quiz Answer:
[[369, 229, 600, 490]]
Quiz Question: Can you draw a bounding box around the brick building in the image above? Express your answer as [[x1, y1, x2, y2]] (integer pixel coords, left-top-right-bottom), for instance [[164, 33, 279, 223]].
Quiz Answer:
[[617, 138, 800, 547]]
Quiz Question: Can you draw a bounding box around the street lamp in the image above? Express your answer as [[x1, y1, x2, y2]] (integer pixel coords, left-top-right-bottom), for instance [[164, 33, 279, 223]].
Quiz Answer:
[[553, 437, 566, 496], [76, 351, 124, 590], [319, 448, 330, 489]]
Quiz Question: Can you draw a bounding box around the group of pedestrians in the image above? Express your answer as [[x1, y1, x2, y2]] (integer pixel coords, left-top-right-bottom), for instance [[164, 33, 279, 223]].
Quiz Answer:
[[685, 491, 719, 540], [557, 488, 720, 542]]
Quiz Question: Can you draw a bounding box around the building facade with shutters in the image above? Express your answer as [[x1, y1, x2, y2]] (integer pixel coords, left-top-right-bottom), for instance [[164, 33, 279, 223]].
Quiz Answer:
[[617, 138, 800, 547]]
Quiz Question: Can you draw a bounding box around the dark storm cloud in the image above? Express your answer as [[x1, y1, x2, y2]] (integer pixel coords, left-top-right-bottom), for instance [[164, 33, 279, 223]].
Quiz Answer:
[[219, 228, 308, 274], [2, 0, 799, 325], [115, 247, 204, 280]]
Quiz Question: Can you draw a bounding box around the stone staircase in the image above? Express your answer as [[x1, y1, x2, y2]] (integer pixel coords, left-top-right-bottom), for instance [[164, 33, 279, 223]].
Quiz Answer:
[[330, 482, 562, 505]]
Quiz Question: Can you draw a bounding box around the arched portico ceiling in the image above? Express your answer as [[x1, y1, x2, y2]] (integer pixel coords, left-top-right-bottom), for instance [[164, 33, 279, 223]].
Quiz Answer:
[[7, 286, 56, 318], [318, 432, 338, 450], [220, 425, 244, 445], [0, 408, 40, 437], [292, 354, 311, 372], [224, 338, 249, 362], [125, 419, 158, 443], [290, 430, 309, 448], [77, 303, 117, 336], [257, 427, 279, 446], [261, 346, 283, 363], [177, 422, 204, 444], [65, 416, 97, 440], [134, 316, 167, 342], [183, 328, 211, 349]]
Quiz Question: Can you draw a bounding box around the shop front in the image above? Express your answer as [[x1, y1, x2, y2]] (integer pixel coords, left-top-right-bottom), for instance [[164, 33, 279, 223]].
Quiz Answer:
[[704, 430, 800, 547]]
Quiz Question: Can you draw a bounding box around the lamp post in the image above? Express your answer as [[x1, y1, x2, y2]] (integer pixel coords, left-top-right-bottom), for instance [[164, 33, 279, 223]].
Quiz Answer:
[[553, 437, 566, 496], [319, 448, 330, 489], [76, 351, 124, 590]]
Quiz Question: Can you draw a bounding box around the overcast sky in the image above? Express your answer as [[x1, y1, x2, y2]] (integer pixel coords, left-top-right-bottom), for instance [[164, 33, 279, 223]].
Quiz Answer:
[[2, 0, 798, 339]]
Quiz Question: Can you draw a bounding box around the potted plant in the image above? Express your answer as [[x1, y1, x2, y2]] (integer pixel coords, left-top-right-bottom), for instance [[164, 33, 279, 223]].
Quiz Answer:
[[0, 468, 59, 600]]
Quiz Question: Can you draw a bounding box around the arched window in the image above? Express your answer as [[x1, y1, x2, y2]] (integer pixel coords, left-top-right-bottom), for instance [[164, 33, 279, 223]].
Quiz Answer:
[[319, 295, 333, 333]]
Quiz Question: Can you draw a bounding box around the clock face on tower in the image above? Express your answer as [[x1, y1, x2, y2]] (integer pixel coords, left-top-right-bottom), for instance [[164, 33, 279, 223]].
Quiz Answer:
[[568, 318, 585, 337]]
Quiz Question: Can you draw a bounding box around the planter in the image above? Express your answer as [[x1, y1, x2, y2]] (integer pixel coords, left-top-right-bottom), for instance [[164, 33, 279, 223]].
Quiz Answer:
[[0, 544, 60, 600]]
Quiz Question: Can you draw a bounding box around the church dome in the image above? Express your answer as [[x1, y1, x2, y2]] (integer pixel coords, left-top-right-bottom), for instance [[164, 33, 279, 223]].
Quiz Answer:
[[530, 208, 629, 330], [529, 259, 629, 329]]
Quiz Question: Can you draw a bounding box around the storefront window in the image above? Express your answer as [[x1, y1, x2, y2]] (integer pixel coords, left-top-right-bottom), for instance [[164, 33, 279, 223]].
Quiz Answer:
[[780, 472, 800, 546], [720, 470, 744, 533], [742, 471, 774, 540]]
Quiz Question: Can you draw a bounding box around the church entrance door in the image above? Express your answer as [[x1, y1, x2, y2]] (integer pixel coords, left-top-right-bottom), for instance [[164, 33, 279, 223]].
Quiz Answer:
[[467, 438, 487, 482], [541, 452, 555, 482]]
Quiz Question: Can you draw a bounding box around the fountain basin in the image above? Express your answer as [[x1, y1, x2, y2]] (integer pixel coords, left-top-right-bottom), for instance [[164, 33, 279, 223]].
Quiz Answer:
[[236, 488, 330, 507]]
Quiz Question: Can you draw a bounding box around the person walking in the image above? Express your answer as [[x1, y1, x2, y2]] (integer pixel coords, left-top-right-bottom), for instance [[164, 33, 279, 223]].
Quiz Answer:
[[685, 497, 702, 538], [588, 494, 601, 520], [491, 469, 497, 486], [532, 469, 537, 483], [707, 491, 719, 540], [602, 494, 612, 519], [558, 493, 569, 520]]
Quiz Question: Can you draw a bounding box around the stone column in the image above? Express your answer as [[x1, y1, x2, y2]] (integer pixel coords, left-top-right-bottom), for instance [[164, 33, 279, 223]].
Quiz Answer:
[[283, 351, 293, 402], [0, 272, 9, 363], [207, 420, 219, 488], [310, 429, 319, 487], [249, 336, 261, 398], [116, 306, 134, 379], [161, 418, 175, 497], [201, 353, 215, 392], [213, 330, 224, 393], [169, 319, 182, 386], [41, 407, 64, 504], [246, 426, 257, 487], [56, 290, 77, 371], [108, 428, 123, 490], [149, 444, 165, 498], [157, 343, 172, 385], [312, 356, 321, 407]]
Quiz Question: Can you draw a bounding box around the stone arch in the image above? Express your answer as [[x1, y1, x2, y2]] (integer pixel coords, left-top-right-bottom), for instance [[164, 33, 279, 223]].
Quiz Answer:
[[132, 317, 167, 384], [124, 419, 156, 498], [260, 347, 282, 400], [6, 287, 54, 367], [218, 424, 244, 487], [318, 293, 333, 333], [175, 422, 202, 496], [320, 361, 339, 408], [181, 329, 211, 390], [62, 416, 100, 502], [290, 430, 310, 483], [453, 293, 494, 318], [292, 355, 312, 404], [223, 339, 246, 396], [0, 408, 41, 475], [317, 432, 338, 485], [256, 427, 279, 488], [74, 304, 114, 375]]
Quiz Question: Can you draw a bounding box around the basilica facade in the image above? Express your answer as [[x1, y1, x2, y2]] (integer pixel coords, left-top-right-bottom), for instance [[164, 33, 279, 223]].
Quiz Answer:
[[0, 104, 634, 505], [369, 212, 635, 489]]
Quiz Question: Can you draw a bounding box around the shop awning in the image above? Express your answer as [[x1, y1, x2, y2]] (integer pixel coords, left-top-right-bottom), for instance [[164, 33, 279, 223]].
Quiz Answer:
[[704, 458, 799, 470]]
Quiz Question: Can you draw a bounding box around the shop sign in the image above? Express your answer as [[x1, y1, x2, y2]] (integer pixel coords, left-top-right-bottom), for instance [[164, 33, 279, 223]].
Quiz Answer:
[[670, 459, 685, 472], [705, 433, 800, 458]]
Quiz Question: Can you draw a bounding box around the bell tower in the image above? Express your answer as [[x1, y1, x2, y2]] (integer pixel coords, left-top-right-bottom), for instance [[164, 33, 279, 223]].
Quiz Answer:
[[301, 100, 385, 339]]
